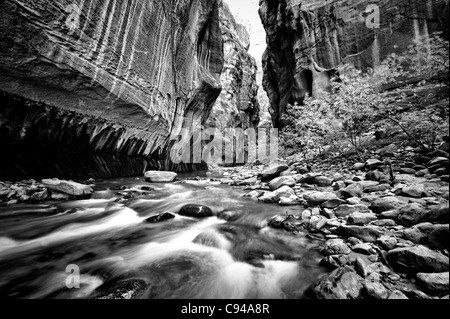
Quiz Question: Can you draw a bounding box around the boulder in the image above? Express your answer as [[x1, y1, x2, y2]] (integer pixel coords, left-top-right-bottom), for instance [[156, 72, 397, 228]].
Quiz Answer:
[[364, 281, 388, 299], [322, 239, 351, 255], [178, 204, 214, 218], [402, 223, 436, 244], [278, 195, 299, 206], [428, 157, 449, 167], [401, 184, 426, 198], [336, 225, 382, 243], [370, 196, 408, 214], [268, 176, 296, 191], [379, 210, 401, 220], [397, 203, 428, 227], [312, 176, 333, 187], [341, 183, 363, 198], [259, 186, 295, 203], [428, 225, 449, 250], [366, 159, 384, 170], [144, 212, 176, 223], [303, 191, 338, 206], [353, 243, 375, 255], [42, 178, 93, 196], [426, 203, 449, 223], [376, 235, 397, 251], [261, 164, 289, 181], [353, 163, 365, 171], [416, 272, 449, 292], [387, 245, 449, 273], [144, 171, 177, 183], [348, 212, 378, 226], [305, 267, 363, 299], [378, 144, 397, 157]]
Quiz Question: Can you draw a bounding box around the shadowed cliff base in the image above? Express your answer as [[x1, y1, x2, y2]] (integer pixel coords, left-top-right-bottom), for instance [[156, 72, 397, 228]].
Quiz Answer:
[[0, 91, 206, 181]]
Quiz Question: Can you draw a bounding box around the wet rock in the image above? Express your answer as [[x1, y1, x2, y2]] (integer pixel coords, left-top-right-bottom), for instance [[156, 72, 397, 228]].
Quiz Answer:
[[144, 212, 176, 223], [376, 236, 397, 251], [303, 191, 337, 206], [312, 176, 333, 187], [261, 164, 289, 181], [42, 179, 93, 196], [334, 204, 370, 218], [388, 290, 409, 299], [322, 239, 351, 255], [321, 198, 346, 209], [278, 195, 299, 206], [387, 245, 449, 273], [336, 225, 382, 243], [416, 272, 449, 292], [305, 267, 364, 299], [91, 190, 115, 200], [428, 225, 449, 250], [178, 204, 214, 218], [259, 186, 295, 203], [341, 183, 363, 198], [370, 196, 408, 214], [268, 215, 287, 229], [268, 176, 296, 191], [51, 192, 70, 200], [364, 281, 389, 299], [348, 212, 378, 226], [397, 203, 428, 227], [92, 278, 148, 299], [145, 171, 178, 183]]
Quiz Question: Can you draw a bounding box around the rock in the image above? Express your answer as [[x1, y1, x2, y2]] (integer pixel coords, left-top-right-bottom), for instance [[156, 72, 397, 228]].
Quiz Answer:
[[364, 184, 392, 193], [333, 173, 344, 181], [144, 171, 177, 183], [30, 189, 49, 201], [354, 257, 370, 278], [268, 176, 296, 191], [261, 164, 289, 181], [428, 225, 449, 250], [268, 215, 288, 229], [364, 281, 388, 299], [353, 163, 365, 171], [334, 204, 369, 218], [42, 179, 93, 196], [388, 290, 409, 299], [243, 190, 261, 199], [91, 190, 115, 200], [312, 176, 333, 187], [321, 255, 351, 269], [341, 183, 363, 198], [348, 212, 378, 226], [426, 203, 449, 223], [416, 272, 449, 292], [397, 203, 428, 227], [428, 157, 449, 167], [379, 210, 401, 220], [321, 198, 346, 209], [333, 181, 346, 191], [144, 212, 176, 223], [378, 144, 397, 157], [178, 204, 214, 218], [321, 208, 336, 219], [370, 196, 407, 214], [305, 267, 363, 299], [301, 210, 312, 220], [259, 186, 295, 203], [366, 159, 384, 170], [336, 225, 382, 243], [353, 243, 375, 255], [416, 169, 430, 177], [402, 223, 435, 244], [278, 195, 299, 206], [231, 177, 257, 186], [387, 245, 449, 273], [377, 235, 398, 251], [370, 219, 397, 227], [346, 197, 361, 205], [365, 171, 384, 182], [401, 184, 426, 198], [309, 215, 328, 231], [303, 191, 338, 206], [400, 168, 417, 174], [51, 192, 70, 200], [322, 239, 351, 255]]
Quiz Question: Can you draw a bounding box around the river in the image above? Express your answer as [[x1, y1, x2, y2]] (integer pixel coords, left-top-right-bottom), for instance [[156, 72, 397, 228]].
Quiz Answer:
[[0, 171, 327, 299]]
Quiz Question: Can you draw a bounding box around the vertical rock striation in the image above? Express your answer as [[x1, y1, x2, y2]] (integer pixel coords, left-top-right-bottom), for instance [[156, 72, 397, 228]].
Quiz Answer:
[[207, 1, 260, 133], [0, 0, 224, 180], [259, 0, 449, 127]]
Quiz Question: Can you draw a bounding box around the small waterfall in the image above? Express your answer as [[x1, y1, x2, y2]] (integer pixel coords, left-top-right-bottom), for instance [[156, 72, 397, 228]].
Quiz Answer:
[[372, 34, 380, 67]]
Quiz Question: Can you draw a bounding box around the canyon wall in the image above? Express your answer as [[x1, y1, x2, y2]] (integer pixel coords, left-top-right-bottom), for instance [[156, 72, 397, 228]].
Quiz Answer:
[[260, 0, 450, 127], [0, 0, 224, 180], [207, 1, 260, 132]]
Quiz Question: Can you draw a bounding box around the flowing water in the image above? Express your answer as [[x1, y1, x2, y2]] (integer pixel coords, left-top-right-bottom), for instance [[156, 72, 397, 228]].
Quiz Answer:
[[0, 172, 327, 299]]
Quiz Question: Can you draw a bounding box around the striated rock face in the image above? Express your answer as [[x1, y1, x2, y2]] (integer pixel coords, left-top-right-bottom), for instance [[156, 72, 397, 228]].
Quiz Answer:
[[259, 0, 450, 127], [0, 0, 224, 180], [207, 1, 260, 133]]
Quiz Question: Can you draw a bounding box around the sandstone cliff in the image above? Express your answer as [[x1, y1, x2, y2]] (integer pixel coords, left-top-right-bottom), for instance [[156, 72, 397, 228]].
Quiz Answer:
[[207, 1, 260, 133], [260, 0, 450, 127], [0, 0, 224, 180]]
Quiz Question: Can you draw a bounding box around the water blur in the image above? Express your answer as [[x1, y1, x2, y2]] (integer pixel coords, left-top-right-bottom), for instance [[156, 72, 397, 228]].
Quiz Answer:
[[0, 172, 327, 299]]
